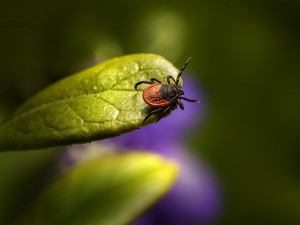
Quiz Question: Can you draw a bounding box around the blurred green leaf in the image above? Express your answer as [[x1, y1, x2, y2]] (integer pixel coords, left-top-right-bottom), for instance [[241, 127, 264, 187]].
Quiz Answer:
[[0, 54, 180, 151], [14, 152, 178, 225]]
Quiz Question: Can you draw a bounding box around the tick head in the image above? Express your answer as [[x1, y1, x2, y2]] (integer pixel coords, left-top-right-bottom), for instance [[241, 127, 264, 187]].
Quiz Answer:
[[178, 89, 185, 96]]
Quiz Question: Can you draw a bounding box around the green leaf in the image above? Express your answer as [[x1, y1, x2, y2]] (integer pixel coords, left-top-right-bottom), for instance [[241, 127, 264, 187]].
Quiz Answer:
[[14, 152, 178, 225], [0, 54, 181, 151]]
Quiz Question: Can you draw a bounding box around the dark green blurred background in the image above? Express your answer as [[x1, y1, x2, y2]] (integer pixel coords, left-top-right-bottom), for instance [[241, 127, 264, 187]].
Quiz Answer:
[[1, 0, 299, 224]]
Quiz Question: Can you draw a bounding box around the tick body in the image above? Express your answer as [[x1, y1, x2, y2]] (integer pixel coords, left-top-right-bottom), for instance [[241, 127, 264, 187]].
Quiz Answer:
[[143, 83, 178, 107], [135, 56, 200, 123]]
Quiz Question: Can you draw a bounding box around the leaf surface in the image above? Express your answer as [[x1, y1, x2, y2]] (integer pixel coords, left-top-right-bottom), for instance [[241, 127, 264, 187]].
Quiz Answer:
[[0, 54, 180, 150]]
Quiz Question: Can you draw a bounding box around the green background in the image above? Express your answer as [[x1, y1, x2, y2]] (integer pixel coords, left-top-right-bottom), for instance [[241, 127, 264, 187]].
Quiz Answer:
[[1, 0, 299, 224]]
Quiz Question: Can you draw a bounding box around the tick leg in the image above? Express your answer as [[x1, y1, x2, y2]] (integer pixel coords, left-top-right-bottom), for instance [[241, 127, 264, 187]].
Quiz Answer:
[[179, 96, 200, 103], [176, 56, 192, 85], [167, 75, 176, 84], [150, 78, 162, 83], [178, 100, 184, 110], [134, 81, 153, 91], [143, 107, 164, 123], [156, 105, 172, 123]]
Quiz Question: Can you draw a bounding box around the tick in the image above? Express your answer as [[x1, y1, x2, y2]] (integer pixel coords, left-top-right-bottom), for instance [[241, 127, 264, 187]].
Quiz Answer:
[[135, 56, 200, 123]]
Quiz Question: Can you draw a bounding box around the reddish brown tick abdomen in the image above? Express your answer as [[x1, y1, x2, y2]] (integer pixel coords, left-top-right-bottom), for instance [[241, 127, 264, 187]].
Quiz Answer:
[[142, 83, 172, 107]]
